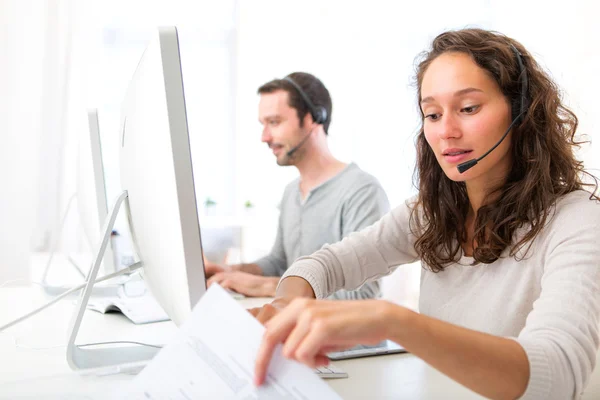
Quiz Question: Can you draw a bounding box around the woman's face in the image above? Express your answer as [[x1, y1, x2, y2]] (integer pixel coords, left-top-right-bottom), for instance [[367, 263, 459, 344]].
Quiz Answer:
[[420, 52, 513, 186]]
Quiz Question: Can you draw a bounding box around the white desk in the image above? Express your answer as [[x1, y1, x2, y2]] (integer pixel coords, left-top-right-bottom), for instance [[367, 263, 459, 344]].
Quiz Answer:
[[1, 286, 600, 399]]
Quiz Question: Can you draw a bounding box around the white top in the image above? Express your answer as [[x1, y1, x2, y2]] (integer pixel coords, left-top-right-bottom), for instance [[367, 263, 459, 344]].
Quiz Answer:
[[281, 190, 600, 399]]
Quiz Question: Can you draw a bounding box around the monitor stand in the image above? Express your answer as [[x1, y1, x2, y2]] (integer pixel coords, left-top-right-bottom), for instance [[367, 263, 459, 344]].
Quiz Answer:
[[66, 190, 160, 370]]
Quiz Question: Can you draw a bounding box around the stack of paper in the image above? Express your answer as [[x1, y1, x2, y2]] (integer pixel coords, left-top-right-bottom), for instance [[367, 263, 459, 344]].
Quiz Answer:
[[115, 284, 342, 399]]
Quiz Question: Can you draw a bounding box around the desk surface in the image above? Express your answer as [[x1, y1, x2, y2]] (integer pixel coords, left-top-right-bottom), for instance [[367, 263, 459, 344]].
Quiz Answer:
[[1, 286, 600, 399]]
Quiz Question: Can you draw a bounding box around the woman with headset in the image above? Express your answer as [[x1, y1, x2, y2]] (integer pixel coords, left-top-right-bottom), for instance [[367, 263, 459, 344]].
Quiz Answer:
[[251, 28, 600, 400]]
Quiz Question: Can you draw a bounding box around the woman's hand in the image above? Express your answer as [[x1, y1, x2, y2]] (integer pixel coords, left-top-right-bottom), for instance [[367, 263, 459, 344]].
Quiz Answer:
[[253, 298, 396, 385], [247, 276, 317, 324]]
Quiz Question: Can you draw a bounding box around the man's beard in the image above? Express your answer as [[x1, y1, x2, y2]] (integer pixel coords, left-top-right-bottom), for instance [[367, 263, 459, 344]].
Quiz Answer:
[[275, 150, 293, 166], [273, 136, 307, 166]]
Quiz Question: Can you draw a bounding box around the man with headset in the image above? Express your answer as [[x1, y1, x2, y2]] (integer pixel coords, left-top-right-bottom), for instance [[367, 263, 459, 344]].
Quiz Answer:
[[205, 72, 389, 300]]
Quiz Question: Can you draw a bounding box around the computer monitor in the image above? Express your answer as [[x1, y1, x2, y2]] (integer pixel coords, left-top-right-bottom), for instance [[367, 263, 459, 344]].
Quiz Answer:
[[67, 26, 207, 369], [118, 26, 206, 326], [40, 109, 120, 295], [78, 109, 117, 274]]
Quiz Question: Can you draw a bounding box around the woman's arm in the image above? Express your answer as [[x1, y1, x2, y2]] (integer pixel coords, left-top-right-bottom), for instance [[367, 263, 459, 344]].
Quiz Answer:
[[256, 193, 600, 399], [387, 305, 529, 400], [254, 299, 529, 400], [249, 277, 316, 324], [276, 276, 315, 298]]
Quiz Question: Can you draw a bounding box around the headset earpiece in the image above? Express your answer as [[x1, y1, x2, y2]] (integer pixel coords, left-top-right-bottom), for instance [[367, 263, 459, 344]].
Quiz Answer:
[[313, 106, 327, 125]]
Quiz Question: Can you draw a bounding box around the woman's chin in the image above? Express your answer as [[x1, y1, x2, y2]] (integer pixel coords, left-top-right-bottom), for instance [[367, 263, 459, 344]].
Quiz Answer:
[[442, 168, 469, 183]]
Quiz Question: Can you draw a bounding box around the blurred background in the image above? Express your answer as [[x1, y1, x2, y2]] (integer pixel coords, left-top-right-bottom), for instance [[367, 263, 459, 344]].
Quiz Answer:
[[1, 0, 598, 308]]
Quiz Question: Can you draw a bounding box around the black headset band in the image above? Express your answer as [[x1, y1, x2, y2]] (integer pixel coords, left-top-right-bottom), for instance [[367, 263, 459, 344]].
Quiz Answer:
[[509, 44, 529, 118], [283, 76, 324, 124]]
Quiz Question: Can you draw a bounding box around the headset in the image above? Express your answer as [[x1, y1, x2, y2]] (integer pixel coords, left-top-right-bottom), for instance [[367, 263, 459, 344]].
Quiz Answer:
[[283, 76, 328, 125], [511, 44, 529, 120], [457, 44, 529, 173]]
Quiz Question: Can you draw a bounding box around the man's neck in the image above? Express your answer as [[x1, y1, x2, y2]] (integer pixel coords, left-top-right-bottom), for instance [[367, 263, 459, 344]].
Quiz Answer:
[[296, 152, 347, 198]]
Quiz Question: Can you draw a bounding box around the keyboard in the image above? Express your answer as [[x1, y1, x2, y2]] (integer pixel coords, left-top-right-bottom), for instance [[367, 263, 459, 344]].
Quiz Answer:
[[225, 288, 246, 300], [313, 363, 348, 379]]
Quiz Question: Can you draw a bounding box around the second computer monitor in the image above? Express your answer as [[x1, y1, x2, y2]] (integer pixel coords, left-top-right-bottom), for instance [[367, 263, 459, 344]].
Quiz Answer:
[[76, 108, 117, 275]]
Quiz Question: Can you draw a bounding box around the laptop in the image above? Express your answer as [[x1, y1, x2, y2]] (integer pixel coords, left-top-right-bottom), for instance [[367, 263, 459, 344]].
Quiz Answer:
[[328, 340, 406, 360]]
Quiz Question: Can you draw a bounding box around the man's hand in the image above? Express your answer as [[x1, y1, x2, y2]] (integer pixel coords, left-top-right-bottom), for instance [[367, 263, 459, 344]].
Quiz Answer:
[[207, 271, 278, 297], [248, 297, 295, 325], [203, 256, 226, 278]]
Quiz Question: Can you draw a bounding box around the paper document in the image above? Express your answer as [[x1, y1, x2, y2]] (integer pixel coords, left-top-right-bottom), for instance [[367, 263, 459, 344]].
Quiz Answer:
[[87, 292, 170, 324], [115, 284, 342, 399]]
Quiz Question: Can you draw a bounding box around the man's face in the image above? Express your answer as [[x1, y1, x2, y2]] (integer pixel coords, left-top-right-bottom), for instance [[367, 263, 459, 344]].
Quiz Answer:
[[259, 90, 308, 166]]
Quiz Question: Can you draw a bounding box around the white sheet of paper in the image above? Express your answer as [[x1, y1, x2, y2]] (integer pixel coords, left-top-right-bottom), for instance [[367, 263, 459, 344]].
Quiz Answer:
[[87, 292, 170, 324], [115, 284, 342, 399]]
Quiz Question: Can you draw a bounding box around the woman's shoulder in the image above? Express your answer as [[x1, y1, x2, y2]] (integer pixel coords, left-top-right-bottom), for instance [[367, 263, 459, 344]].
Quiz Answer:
[[546, 190, 600, 232], [554, 190, 600, 217], [511, 190, 599, 260], [390, 195, 419, 215], [388, 195, 421, 231]]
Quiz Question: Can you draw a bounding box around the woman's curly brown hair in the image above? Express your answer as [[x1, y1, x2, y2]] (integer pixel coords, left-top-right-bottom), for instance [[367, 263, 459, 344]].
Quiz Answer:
[[411, 28, 597, 272]]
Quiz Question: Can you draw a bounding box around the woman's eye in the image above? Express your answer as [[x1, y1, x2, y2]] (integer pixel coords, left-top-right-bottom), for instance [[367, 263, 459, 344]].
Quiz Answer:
[[425, 113, 440, 121], [461, 105, 479, 114]]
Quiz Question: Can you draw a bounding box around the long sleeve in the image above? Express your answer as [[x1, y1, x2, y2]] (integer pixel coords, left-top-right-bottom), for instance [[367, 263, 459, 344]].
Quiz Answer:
[[515, 196, 600, 400], [281, 190, 600, 398], [280, 199, 420, 299]]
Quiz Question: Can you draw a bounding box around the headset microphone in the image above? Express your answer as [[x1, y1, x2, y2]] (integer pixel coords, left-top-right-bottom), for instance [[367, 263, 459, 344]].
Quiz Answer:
[[457, 44, 529, 174], [286, 130, 313, 157], [457, 112, 525, 173]]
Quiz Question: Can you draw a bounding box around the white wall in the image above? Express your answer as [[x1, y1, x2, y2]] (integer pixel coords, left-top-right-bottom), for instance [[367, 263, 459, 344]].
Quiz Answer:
[[0, 1, 46, 284], [487, 1, 600, 173]]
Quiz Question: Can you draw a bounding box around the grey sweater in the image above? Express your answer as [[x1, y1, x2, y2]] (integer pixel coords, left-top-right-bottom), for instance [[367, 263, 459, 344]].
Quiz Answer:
[[255, 163, 390, 300], [281, 190, 600, 399]]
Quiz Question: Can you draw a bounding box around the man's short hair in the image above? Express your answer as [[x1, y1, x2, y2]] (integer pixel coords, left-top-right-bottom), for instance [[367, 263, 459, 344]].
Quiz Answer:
[[257, 72, 332, 134]]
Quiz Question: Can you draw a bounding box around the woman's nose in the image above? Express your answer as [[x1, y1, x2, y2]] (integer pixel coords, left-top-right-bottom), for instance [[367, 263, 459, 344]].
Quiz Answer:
[[437, 114, 462, 140]]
